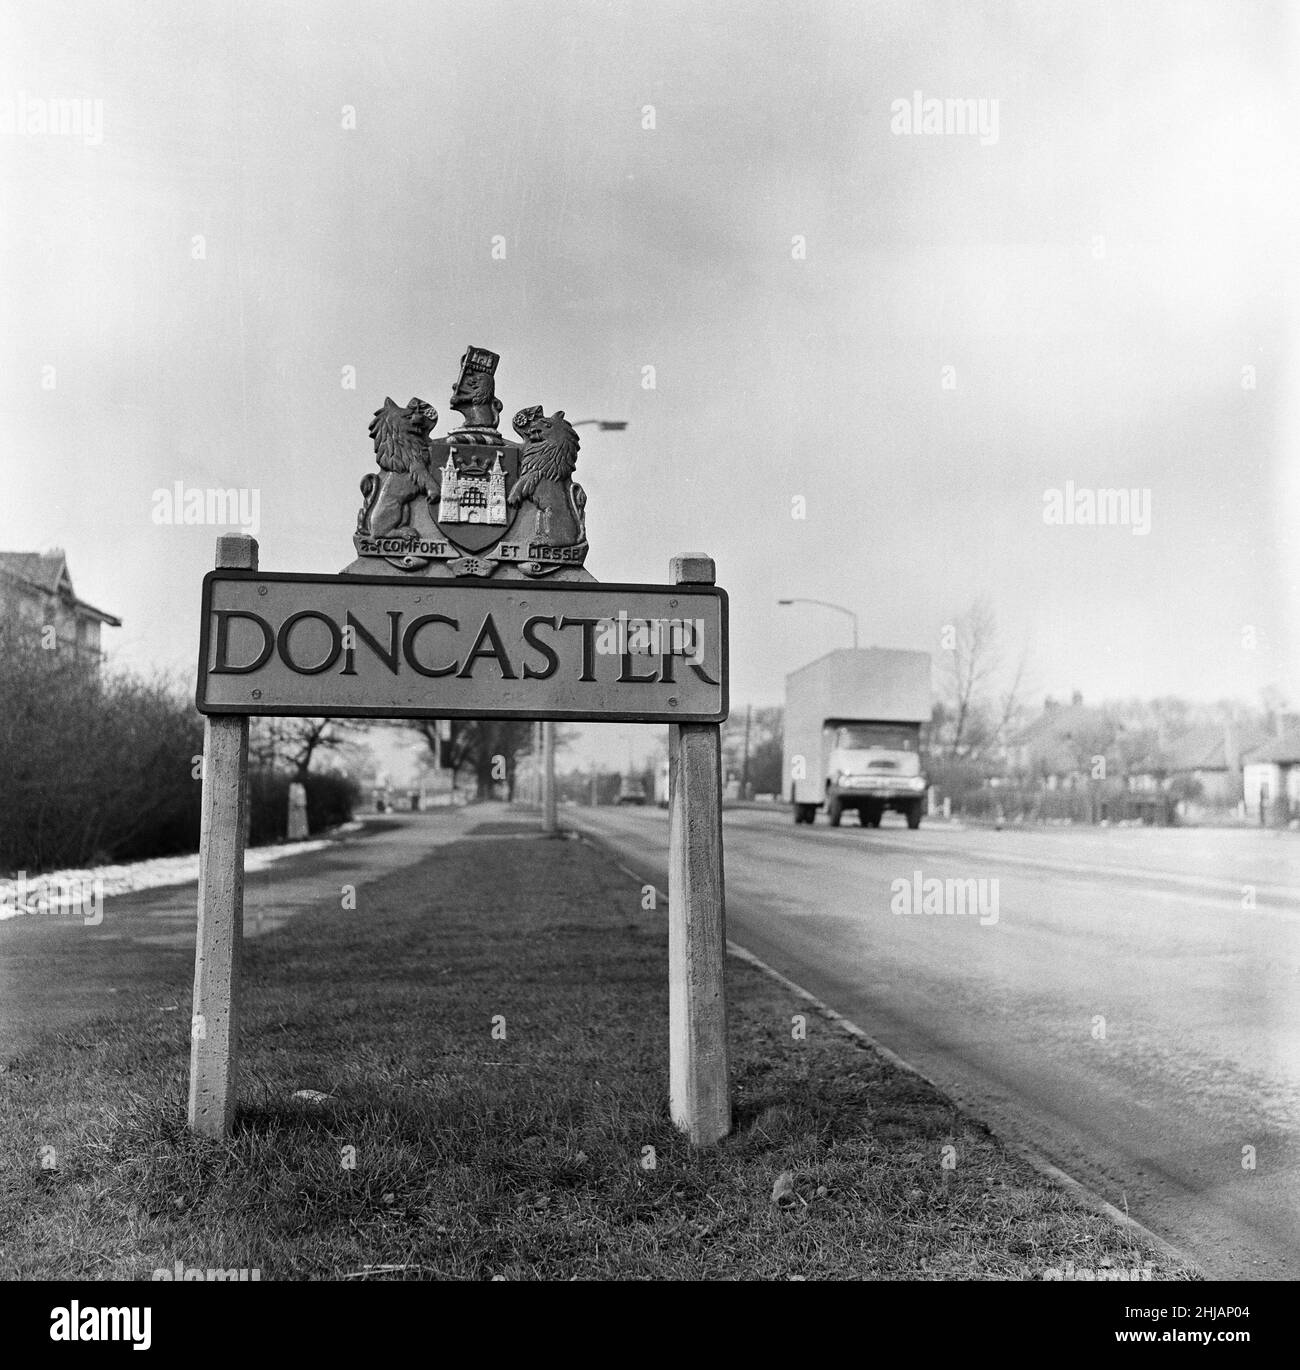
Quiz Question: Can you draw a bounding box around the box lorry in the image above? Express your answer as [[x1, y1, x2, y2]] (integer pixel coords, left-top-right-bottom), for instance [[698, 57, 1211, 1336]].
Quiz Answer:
[[784, 648, 932, 828]]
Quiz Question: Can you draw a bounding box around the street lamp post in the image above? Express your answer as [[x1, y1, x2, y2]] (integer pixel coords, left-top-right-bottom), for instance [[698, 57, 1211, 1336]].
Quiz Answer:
[[539, 418, 628, 831], [777, 598, 860, 650]]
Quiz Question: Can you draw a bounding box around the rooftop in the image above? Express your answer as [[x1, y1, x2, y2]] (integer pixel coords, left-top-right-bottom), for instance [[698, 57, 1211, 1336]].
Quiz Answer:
[[1243, 731, 1300, 766], [0, 550, 122, 626], [1163, 724, 1269, 773]]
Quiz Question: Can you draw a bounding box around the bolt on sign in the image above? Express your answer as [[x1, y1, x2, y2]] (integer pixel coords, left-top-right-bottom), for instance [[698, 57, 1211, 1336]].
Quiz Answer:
[[188, 347, 732, 1149]]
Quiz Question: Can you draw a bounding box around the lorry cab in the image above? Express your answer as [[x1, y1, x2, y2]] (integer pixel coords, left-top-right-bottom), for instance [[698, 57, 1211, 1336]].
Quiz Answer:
[[821, 720, 927, 828]]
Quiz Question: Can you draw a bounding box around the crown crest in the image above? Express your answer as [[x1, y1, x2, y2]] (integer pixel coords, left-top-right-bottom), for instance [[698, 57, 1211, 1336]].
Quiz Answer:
[[459, 346, 499, 378]]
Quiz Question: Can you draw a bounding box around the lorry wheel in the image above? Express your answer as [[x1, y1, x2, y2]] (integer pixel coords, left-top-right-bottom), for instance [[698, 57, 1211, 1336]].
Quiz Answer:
[[906, 802, 923, 830], [799, 804, 817, 825], [827, 796, 843, 827]]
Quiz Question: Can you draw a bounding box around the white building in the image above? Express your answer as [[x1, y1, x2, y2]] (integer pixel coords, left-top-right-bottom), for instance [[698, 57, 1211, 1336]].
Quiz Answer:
[[1242, 732, 1300, 824]]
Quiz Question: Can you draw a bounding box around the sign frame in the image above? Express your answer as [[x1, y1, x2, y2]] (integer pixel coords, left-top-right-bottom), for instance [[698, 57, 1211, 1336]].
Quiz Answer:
[[195, 569, 729, 725], [189, 541, 730, 1148]]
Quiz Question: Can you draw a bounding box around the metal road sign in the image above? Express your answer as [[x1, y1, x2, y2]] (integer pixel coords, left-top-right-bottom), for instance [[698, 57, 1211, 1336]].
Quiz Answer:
[[196, 570, 728, 723], [187, 343, 733, 1151]]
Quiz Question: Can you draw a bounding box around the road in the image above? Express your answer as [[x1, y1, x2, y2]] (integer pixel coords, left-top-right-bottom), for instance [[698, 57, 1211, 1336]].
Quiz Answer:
[[568, 803, 1300, 1280]]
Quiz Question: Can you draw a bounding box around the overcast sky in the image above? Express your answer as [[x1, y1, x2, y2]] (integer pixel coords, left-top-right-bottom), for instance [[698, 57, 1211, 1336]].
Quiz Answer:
[[2, 0, 1296, 773]]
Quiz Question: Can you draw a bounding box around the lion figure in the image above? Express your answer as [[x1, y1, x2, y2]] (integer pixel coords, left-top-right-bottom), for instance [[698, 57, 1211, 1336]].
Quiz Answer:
[[509, 408, 586, 547], [357, 397, 439, 542]]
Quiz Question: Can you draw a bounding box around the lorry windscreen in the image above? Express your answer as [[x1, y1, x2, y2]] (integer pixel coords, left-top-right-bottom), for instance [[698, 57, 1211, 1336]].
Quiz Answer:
[[830, 725, 916, 751]]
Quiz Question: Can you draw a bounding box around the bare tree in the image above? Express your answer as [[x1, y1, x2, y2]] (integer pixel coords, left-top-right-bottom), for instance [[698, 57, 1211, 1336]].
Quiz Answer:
[[249, 718, 364, 781], [409, 718, 536, 799], [934, 598, 1030, 765]]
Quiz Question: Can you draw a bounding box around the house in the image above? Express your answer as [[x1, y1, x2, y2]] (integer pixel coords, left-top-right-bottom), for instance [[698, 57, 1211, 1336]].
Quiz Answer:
[[0, 550, 121, 661], [1161, 722, 1266, 807], [995, 692, 1177, 822], [1003, 691, 1115, 788], [1242, 731, 1300, 824]]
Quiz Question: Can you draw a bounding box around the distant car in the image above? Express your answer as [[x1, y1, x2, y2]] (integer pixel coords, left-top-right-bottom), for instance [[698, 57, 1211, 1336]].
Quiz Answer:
[[616, 779, 647, 806]]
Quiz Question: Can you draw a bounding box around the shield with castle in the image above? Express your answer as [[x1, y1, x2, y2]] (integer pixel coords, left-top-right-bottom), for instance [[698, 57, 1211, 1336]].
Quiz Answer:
[[348, 346, 592, 580]]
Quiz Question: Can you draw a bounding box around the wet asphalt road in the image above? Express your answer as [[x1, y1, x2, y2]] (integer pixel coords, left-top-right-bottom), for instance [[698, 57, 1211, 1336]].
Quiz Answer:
[[569, 805, 1300, 1281]]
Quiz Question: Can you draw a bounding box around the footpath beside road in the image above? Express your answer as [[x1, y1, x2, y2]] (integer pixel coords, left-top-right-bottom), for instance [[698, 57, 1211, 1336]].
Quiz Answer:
[[0, 812, 463, 1062], [1, 804, 1194, 1280]]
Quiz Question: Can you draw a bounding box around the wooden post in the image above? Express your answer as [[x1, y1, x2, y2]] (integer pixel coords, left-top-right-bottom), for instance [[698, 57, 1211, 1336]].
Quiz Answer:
[[187, 534, 257, 1138], [667, 554, 731, 1145]]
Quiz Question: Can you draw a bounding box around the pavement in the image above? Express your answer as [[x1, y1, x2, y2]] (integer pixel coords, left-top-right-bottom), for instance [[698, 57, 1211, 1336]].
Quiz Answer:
[[0, 811, 470, 1064], [567, 803, 1300, 1281]]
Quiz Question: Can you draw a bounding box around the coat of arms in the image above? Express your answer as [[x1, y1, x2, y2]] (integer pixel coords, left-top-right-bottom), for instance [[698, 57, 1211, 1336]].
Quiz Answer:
[[349, 347, 590, 579]]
